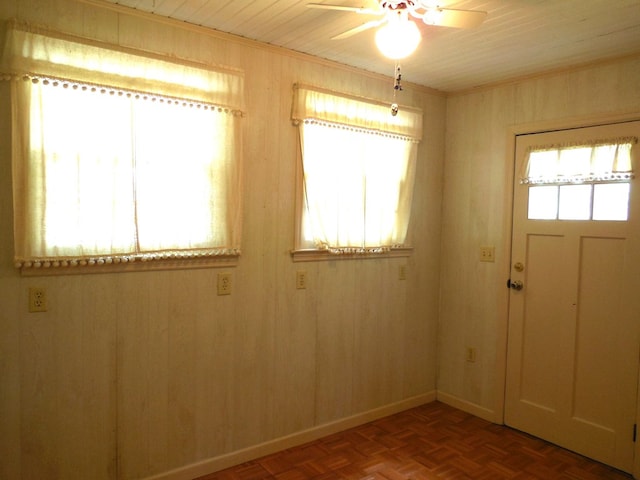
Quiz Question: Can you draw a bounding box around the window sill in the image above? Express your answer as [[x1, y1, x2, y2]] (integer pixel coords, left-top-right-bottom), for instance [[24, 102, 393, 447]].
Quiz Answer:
[[291, 247, 413, 262], [18, 255, 239, 276]]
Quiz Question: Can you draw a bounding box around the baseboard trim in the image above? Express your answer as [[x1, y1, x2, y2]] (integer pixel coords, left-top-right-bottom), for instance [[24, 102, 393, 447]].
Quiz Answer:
[[436, 391, 498, 423], [143, 391, 437, 480]]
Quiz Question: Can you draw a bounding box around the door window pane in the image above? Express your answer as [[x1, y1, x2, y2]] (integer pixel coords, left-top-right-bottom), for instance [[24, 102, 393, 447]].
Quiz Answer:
[[593, 183, 630, 221], [559, 185, 592, 220], [523, 137, 634, 222], [528, 186, 558, 220]]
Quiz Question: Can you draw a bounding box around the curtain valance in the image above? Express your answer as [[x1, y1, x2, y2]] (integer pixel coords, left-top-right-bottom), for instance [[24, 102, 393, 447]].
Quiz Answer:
[[291, 83, 423, 141], [1, 19, 245, 112], [521, 136, 636, 185]]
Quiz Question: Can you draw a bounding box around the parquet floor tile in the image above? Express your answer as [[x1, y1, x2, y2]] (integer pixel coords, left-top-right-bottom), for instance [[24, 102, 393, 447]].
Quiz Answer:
[[196, 402, 632, 480]]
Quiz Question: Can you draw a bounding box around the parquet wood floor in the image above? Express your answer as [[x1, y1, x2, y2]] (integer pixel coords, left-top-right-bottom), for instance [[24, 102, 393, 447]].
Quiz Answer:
[[196, 401, 633, 480]]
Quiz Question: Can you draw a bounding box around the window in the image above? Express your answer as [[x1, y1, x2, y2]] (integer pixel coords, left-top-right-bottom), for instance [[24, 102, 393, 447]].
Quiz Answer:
[[522, 138, 636, 221], [291, 84, 422, 257], [2, 20, 245, 272]]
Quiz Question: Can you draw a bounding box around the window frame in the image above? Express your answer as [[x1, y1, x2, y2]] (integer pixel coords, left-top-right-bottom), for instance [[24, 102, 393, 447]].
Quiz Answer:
[[290, 84, 422, 262], [3, 20, 245, 275]]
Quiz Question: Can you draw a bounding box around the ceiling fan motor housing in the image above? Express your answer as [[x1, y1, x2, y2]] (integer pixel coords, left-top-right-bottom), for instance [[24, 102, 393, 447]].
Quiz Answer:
[[380, 1, 416, 11]]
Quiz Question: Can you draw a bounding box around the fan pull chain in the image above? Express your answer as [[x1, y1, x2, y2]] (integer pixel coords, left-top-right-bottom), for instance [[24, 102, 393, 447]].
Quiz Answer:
[[391, 62, 402, 116]]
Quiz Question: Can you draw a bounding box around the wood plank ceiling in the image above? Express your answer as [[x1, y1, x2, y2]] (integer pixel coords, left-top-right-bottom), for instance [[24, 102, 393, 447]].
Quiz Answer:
[[98, 0, 640, 92]]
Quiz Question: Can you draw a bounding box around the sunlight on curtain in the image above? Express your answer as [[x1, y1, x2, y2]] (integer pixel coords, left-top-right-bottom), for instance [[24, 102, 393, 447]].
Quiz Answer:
[[36, 82, 137, 256], [292, 85, 422, 253], [522, 138, 635, 185], [133, 100, 235, 251], [2, 20, 245, 270], [522, 137, 636, 221], [2, 19, 244, 108]]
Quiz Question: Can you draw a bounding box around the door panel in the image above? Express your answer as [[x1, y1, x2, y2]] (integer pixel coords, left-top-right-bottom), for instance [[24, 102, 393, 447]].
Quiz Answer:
[[519, 234, 565, 411], [574, 237, 625, 427], [505, 121, 640, 473]]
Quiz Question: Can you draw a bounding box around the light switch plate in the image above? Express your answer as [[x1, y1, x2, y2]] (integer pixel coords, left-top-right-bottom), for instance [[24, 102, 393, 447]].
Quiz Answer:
[[479, 246, 495, 262]]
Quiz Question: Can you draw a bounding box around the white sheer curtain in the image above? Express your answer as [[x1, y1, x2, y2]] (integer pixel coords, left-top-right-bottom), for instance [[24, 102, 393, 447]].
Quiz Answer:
[[2, 19, 244, 107], [292, 84, 422, 138], [522, 137, 636, 185], [292, 84, 422, 253], [2, 19, 245, 269]]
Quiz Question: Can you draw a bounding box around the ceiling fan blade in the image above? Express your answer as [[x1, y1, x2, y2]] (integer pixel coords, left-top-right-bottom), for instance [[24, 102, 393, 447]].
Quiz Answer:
[[432, 8, 487, 29], [331, 18, 386, 40], [306, 3, 381, 15]]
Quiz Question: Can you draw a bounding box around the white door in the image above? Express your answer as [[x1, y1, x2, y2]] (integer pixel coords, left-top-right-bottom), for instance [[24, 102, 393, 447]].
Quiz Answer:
[[505, 121, 640, 472]]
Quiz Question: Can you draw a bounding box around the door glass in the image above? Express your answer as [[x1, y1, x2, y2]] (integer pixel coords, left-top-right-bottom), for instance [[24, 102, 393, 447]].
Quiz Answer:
[[558, 185, 592, 220], [524, 138, 634, 221], [593, 183, 630, 221], [528, 186, 558, 219], [528, 183, 631, 221]]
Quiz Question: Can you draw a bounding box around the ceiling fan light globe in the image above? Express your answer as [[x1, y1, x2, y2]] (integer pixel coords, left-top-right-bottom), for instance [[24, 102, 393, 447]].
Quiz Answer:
[[375, 18, 421, 59]]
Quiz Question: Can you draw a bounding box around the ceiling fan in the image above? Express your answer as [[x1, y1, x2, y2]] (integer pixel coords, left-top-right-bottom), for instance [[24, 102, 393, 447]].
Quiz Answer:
[[307, 1, 487, 58]]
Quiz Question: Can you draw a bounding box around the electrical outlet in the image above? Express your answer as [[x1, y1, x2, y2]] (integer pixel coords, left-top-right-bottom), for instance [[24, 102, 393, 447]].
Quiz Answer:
[[29, 287, 47, 312], [296, 270, 307, 289], [399, 265, 407, 280], [479, 246, 495, 263], [465, 347, 477, 363], [217, 273, 232, 295]]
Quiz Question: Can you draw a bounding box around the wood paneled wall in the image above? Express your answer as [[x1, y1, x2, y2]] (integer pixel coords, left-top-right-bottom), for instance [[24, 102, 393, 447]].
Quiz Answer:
[[438, 57, 640, 421], [4, 1, 638, 479], [0, 1, 444, 479]]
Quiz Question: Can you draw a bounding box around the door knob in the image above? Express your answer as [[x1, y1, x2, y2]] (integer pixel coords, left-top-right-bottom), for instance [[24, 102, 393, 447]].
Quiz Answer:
[[507, 279, 523, 291]]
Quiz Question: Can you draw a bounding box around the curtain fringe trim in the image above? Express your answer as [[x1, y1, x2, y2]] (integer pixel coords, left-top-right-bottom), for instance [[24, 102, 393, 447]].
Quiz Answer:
[[295, 118, 418, 143], [0, 73, 246, 117], [15, 249, 241, 269], [318, 244, 406, 255], [520, 172, 634, 185]]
